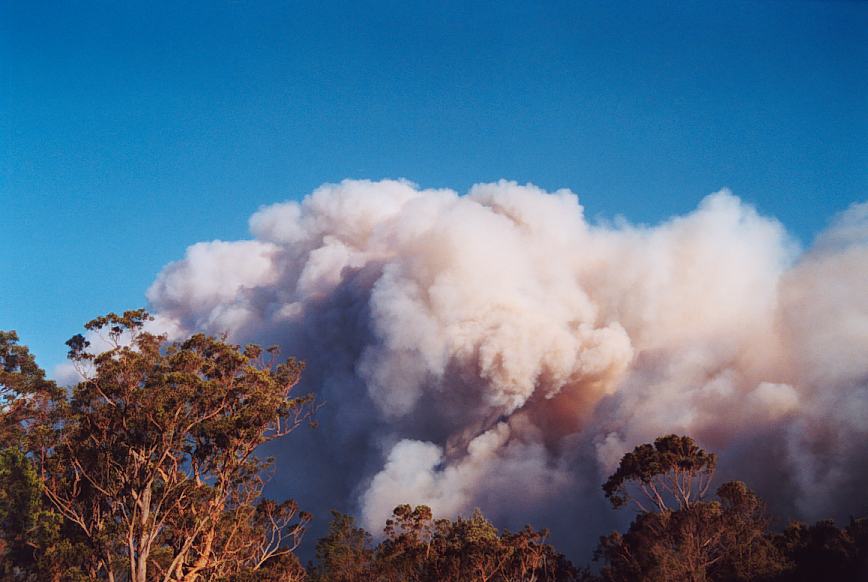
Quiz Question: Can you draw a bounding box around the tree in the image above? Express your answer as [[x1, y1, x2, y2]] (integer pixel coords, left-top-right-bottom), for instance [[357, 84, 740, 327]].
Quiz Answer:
[[0, 331, 77, 581], [0, 447, 41, 576], [775, 517, 868, 581], [36, 310, 316, 582], [713, 481, 787, 581], [500, 525, 583, 582], [602, 434, 716, 513], [596, 435, 786, 582], [429, 508, 505, 582], [0, 330, 63, 449], [376, 504, 437, 581], [309, 511, 374, 582], [310, 504, 584, 582]]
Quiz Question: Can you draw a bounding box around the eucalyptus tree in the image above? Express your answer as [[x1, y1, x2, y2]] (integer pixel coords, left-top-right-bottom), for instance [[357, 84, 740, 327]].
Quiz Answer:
[[597, 435, 786, 582], [311, 504, 584, 582], [39, 310, 315, 582], [602, 434, 717, 513]]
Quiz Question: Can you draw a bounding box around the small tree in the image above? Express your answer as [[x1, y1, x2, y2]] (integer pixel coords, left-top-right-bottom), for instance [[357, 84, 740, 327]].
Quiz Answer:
[[377, 504, 436, 581], [428, 509, 505, 582], [775, 517, 868, 581], [38, 310, 316, 582], [0, 447, 41, 576], [311, 505, 584, 582], [0, 331, 76, 580], [310, 511, 374, 582], [0, 330, 63, 449]]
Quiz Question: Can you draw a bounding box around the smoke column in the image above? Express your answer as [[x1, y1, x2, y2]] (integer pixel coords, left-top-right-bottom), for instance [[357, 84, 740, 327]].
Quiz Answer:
[[146, 179, 868, 558]]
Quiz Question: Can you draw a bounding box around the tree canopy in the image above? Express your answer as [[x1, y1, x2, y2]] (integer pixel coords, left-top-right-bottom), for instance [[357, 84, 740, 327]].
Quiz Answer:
[[602, 434, 717, 512], [1, 311, 315, 581], [310, 505, 586, 582]]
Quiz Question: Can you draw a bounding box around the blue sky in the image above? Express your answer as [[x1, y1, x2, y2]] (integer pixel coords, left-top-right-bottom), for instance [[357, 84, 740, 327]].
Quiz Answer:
[[1, 0, 866, 373]]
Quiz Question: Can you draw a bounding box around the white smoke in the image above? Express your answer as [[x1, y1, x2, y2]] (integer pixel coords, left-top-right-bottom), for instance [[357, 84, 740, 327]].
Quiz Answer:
[[147, 180, 868, 551]]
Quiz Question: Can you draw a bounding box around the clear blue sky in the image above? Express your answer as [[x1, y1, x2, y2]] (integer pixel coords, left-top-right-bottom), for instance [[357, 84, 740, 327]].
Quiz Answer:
[[1, 0, 866, 373]]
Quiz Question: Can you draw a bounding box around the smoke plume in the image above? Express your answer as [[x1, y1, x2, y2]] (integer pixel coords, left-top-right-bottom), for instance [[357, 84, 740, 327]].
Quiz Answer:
[[146, 179, 868, 558]]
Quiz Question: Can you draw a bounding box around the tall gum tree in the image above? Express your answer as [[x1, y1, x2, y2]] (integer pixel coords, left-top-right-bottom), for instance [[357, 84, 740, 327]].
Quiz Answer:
[[40, 310, 316, 582]]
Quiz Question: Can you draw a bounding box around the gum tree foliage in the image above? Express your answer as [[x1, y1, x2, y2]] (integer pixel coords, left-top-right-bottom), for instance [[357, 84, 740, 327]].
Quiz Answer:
[[602, 434, 717, 512], [0, 331, 78, 581], [596, 436, 787, 582], [0, 330, 63, 448], [310, 504, 587, 582], [309, 510, 375, 582], [0, 447, 41, 576], [2, 310, 316, 582], [774, 517, 868, 581]]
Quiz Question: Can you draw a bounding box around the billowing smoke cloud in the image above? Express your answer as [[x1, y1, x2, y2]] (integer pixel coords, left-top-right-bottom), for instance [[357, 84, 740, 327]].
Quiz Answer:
[[146, 179, 868, 558]]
